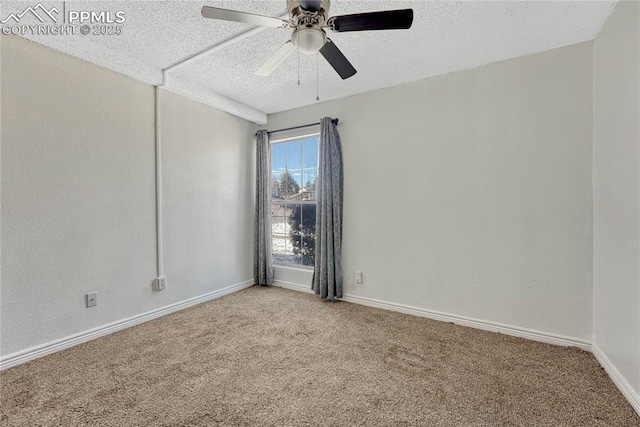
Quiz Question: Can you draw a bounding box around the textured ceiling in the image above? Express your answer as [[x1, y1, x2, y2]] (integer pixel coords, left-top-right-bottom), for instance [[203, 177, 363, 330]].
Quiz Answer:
[[1, 0, 617, 122]]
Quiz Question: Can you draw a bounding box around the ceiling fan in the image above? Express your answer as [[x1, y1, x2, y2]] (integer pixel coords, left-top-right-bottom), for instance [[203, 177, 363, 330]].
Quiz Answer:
[[201, 0, 414, 80]]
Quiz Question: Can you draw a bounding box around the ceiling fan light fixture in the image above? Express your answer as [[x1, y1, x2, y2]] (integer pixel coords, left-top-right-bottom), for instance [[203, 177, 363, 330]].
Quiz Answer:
[[292, 27, 327, 54], [202, 1, 415, 79]]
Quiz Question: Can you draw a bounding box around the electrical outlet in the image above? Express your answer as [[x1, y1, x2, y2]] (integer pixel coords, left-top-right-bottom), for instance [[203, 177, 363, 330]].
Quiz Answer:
[[355, 270, 363, 284], [154, 276, 167, 291], [86, 292, 97, 308]]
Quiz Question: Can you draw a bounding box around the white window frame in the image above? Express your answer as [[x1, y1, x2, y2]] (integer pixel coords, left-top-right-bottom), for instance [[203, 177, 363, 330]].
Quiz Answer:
[[269, 129, 320, 269]]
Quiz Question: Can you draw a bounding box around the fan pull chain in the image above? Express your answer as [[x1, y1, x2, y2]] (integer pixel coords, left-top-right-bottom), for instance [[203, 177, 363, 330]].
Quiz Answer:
[[316, 52, 320, 102]]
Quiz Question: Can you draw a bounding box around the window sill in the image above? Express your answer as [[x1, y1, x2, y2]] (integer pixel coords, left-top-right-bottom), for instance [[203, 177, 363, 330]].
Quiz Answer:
[[273, 264, 314, 273]]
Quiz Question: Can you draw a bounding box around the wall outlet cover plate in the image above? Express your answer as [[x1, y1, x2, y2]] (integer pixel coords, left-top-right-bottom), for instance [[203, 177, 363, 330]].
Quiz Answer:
[[154, 277, 167, 291], [86, 292, 97, 308]]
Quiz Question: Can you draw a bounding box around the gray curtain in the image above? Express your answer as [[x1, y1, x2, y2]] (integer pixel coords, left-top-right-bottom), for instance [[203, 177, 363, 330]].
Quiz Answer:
[[312, 117, 344, 299], [254, 130, 273, 286]]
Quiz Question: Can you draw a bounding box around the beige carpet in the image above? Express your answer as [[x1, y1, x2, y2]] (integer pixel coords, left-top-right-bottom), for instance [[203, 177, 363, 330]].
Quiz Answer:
[[1, 286, 638, 426]]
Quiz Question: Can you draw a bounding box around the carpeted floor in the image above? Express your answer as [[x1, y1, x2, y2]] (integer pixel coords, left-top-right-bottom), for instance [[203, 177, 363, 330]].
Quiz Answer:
[[1, 286, 638, 426]]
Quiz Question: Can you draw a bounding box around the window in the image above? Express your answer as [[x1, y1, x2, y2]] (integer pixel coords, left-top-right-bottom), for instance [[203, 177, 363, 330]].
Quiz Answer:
[[270, 132, 319, 267]]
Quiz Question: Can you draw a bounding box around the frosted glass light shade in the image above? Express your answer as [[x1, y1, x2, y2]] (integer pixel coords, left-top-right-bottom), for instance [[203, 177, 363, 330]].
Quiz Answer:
[[292, 28, 327, 54]]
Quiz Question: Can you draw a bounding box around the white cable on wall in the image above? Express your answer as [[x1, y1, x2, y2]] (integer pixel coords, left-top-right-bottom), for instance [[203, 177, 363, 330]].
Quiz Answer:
[[154, 84, 164, 279]]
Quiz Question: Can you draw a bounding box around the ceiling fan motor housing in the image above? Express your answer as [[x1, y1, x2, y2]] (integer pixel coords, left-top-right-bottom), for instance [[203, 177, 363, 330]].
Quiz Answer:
[[288, 0, 330, 54], [287, 0, 330, 18]]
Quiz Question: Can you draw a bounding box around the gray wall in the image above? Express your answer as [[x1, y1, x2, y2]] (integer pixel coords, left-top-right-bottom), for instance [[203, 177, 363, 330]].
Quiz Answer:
[[268, 42, 594, 341], [593, 0, 640, 400], [0, 35, 254, 357], [161, 90, 254, 302]]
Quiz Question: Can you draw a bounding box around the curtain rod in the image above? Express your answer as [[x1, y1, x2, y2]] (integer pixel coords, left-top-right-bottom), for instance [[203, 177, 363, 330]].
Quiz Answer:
[[256, 118, 339, 137]]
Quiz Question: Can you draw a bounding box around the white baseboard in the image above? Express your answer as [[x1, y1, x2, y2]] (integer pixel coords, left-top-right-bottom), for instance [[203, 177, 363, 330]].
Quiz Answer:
[[0, 280, 254, 371], [273, 280, 591, 351], [592, 343, 640, 416]]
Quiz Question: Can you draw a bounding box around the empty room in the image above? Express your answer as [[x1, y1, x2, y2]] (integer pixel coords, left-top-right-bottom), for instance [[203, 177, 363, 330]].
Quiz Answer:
[[1, 0, 639, 425]]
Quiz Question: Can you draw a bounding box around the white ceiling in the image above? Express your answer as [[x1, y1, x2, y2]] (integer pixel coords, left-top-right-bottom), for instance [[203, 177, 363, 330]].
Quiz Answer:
[[2, 0, 617, 123]]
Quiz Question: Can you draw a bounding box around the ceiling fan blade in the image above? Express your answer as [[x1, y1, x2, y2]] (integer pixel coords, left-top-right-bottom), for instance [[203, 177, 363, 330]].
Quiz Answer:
[[255, 41, 297, 76], [329, 9, 413, 32], [201, 6, 289, 28], [299, 0, 322, 12], [319, 39, 357, 80]]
